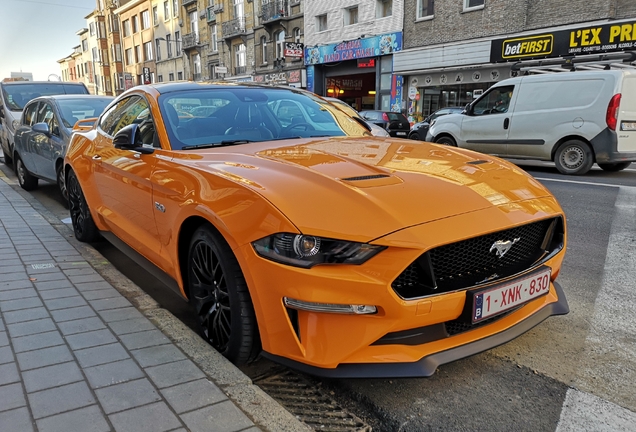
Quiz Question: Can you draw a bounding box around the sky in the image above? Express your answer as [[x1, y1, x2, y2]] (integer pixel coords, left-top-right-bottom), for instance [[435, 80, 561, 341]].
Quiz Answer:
[[0, 0, 97, 81]]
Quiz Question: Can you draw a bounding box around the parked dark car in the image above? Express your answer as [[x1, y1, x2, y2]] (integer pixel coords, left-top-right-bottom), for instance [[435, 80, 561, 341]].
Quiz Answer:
[[359, 110, 410, 137], [13, 94, 113, 201], [409, 107, 464, 141]]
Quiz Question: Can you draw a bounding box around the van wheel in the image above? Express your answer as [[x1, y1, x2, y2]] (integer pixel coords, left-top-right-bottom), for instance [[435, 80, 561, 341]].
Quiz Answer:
[[435, 135, 457, 146], [15, 156, 38, 191], [598, 162, 631, 172], [554, 140, 594, 175]]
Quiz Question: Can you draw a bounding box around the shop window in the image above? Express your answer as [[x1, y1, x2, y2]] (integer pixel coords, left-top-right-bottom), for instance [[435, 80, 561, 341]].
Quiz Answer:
[[376, 0, 392, 18], [380, 74, 392, 91], [344, 6, 358, 26], [417, 0, 434, 19], [316, 14, 327, 32], [464, 0, 485, 11]]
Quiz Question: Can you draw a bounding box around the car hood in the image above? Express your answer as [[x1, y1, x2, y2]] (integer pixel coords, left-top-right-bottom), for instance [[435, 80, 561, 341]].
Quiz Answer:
[[178, 137, 554, 242]]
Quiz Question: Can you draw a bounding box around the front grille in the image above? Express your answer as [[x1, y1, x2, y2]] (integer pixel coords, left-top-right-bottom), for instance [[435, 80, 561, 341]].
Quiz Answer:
[[392, 217, 563, 299]]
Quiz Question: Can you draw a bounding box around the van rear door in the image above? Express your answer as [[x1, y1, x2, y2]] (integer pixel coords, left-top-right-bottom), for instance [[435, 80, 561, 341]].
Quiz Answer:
[[617, 73, 636, 153]]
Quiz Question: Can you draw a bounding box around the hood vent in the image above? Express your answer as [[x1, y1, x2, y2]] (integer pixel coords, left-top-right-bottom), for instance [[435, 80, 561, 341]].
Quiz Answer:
[[341, 174, 391, 181]]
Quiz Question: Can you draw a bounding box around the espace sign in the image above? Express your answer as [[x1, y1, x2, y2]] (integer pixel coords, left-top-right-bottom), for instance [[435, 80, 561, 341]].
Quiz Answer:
[[491, 19, 636, 62]]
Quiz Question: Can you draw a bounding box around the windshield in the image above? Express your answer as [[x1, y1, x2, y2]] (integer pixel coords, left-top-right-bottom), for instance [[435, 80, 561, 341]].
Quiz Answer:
[[58, 97, 114, 129], [2, 83, 89, 111], [160, 88, 370, 150]]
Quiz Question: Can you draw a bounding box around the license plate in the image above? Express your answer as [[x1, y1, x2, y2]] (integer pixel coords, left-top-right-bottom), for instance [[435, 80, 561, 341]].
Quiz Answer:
[[621, 121, 636, 131], [396, 131, 407, 136], [472, 267, 551, 323]]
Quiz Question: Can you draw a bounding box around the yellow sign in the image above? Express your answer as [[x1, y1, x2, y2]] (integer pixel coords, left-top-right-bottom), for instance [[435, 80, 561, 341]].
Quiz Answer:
[[501, 34, 553, 59]]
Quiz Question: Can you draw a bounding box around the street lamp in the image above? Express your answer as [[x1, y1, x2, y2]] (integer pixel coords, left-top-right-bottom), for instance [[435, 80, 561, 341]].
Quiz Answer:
[[157, 37, 182, 82]]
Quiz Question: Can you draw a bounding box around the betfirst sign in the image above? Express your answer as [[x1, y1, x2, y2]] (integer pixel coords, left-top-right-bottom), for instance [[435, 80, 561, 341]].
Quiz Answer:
[[491, 19, 636, 62]]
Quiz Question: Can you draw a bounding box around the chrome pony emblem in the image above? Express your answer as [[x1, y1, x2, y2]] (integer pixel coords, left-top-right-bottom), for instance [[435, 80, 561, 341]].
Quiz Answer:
[[489, 238, 520, 258]]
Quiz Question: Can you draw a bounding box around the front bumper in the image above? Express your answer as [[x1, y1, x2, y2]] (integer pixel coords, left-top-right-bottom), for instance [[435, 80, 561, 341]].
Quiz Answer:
[[263, 281, 568, 378]]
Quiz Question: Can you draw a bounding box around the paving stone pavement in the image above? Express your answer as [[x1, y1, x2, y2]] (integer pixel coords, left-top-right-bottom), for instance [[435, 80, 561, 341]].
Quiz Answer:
[[0, 174, 306, 431]]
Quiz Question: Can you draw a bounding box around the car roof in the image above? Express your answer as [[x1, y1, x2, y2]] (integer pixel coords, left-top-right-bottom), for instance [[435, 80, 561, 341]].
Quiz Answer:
[[0, 81, 87, 87], [141, 80, 305, 95]]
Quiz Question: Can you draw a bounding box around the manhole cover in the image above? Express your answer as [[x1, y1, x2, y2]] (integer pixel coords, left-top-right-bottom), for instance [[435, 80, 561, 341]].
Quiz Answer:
[[255, 370, 371, 432]]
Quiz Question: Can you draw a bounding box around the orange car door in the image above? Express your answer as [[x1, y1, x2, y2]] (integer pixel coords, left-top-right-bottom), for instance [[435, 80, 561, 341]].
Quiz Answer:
[[92, 95, 162, 264]]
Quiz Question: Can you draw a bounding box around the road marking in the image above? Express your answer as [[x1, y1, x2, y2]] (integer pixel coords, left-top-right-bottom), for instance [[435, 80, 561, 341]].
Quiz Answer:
[[534, 177, 636, 189], [556, 389, 636, 432], [557, 186, 636, 427]]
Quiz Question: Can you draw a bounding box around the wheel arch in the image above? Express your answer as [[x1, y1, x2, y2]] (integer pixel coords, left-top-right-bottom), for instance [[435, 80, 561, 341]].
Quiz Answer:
[[550, 135, 595, 162]]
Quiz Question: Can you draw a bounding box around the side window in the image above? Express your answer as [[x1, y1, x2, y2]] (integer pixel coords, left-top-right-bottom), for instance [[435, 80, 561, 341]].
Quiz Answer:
[[23, 103, 39, 126], [99, 96, 152, 139], [472, 85, 515, 115], [35, 103, 60, 136]]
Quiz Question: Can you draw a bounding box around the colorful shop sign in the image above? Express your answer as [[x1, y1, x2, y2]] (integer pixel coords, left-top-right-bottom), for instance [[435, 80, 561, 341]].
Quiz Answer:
[[253, 70, 302, 85], [305, 32, 403, 65], [491, 19, 636, 62]]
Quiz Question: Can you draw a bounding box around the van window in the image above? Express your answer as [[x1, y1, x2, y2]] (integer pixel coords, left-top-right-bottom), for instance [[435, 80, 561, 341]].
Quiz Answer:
[[1, 83, 89, 111], [513, 79, 605, 112], [472, 86, 514, 115]]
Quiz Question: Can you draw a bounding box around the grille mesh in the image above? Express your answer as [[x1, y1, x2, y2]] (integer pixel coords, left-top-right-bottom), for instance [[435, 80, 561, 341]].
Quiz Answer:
[[392, 217, 561, 299]]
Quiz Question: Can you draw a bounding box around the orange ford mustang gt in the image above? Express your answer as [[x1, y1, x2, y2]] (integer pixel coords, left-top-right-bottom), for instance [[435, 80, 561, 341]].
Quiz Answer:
[[64, 82, 569, 378]]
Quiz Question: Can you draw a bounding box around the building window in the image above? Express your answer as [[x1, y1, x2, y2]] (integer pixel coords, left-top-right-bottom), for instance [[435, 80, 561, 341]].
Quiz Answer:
[[261, 36, 267, 64], [169, 73, 174, 81], [344, 6, 358, 26], [178, 71, 183, 80], [141, 10, 150, 29], [89, 22, 95, 35], [132, 15, 138, 33], [234, 43, 246, 74], [158, 75, 163, 83], [316, 14, 327, 32], [143, 41, 153, 61], [234, 0, 244, 19], [173, 0, 179, 17], [122, 19, 130, 37], [164, 1, 170, 20], [417, 0, 434, 19], [189, 10, 199, 37], [125, 48, 133, 66], [376, 0, 392, 18], [155, 39, 162, 61], [464, 0, 484, 10], [175, 31, 181, 55], [166, 34, 173, 57], [275, 30, 285, 59], [193, 53, 202, 80], [211, 25, 218, 52], [82, 39, 88, 52], [293, 27, 301, 43], [135, 45, 141, 63], [153, 6, 158, 25]]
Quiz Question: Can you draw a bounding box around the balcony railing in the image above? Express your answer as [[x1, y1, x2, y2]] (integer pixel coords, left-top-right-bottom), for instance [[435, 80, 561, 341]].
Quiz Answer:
[[182, 32, 199, 49], [222, 17, 246, 39], [261, 0, 290, 23], [182, 0, 197, 6], [206, 6, 216, 22], [234, 66, 246, 75]]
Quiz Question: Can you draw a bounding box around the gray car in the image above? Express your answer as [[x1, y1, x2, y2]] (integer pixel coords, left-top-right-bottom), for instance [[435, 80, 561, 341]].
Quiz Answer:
[[13, 94, 113, 201]]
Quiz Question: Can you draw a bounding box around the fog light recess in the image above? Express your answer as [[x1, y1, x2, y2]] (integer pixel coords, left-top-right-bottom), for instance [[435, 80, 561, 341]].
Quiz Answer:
[[283, 297, 377, 314]]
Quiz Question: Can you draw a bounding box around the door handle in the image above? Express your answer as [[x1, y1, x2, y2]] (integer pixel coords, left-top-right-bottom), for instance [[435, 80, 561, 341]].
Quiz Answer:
[[92, 155, 101, 161], [503, 118, 510, 130]]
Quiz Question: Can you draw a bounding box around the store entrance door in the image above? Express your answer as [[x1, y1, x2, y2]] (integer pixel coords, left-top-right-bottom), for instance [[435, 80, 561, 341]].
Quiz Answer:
[[325, 73, 376, 112]]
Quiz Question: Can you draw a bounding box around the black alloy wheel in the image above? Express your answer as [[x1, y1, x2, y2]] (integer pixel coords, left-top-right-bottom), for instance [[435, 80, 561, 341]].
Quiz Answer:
[[188, 226, 260, 365], [67, 170, 99, 242], [56, 164, 69, 207], [598, 162, 631, 172], [15, 155, 38, 191]]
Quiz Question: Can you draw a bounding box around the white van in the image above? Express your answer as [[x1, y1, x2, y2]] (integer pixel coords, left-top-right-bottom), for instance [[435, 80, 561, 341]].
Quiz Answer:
[[0, 81, 89, 167], [426, 70, 636, 175]]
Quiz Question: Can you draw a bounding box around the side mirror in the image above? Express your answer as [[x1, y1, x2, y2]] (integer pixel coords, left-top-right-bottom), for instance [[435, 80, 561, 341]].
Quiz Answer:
[[32, 122, 51, 136], [113, 124, 154, 154], [463, 103, 472, 115]]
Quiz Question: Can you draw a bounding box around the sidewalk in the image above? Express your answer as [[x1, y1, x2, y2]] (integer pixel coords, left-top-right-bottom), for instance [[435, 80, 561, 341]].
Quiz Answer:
[[0, 172, 309, 432]]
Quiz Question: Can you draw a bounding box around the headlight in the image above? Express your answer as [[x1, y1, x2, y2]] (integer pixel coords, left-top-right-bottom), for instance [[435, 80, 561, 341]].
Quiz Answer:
[[430, 119, 436, 127], [252, 233, 386, 268]]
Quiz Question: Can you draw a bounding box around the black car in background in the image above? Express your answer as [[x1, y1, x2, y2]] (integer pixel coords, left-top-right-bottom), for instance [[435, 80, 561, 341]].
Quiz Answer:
[[408, 106, 464, 140], [359, 110, 410, 138]]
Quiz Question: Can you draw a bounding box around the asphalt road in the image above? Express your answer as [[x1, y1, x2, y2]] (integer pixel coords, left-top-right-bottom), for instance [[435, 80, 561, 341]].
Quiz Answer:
[[2, 156, 636, 431]]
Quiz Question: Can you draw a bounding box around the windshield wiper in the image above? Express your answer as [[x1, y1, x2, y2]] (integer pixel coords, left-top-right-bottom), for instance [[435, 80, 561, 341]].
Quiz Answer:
[[181, 140, 252, 150]]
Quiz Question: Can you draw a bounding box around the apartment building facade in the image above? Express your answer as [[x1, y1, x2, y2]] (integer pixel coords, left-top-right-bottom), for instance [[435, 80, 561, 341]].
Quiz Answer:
[[154, 0, 186, 82], [397, 0, 636, 121]]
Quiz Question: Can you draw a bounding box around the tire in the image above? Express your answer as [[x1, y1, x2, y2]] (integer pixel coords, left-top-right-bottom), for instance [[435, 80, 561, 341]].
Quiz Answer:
[[188, 225, 260, 365], [408, 132, 420, 141], [15, 155, 38, 191], [67, 170, 100, 242], [554, 139, 594, 175], [598, 162, 631, 172], [435, 135, 457, 146], [56, 164, 69, 208]]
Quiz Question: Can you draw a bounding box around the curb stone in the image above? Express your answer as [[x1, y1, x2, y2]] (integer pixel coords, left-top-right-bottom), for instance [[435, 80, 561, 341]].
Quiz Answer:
[[0, 170, 311, 432]]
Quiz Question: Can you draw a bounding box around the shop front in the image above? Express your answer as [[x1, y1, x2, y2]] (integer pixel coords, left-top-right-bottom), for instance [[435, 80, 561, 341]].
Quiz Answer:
[[304, 32, 403, 112], [253, 69, 304, 88]]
